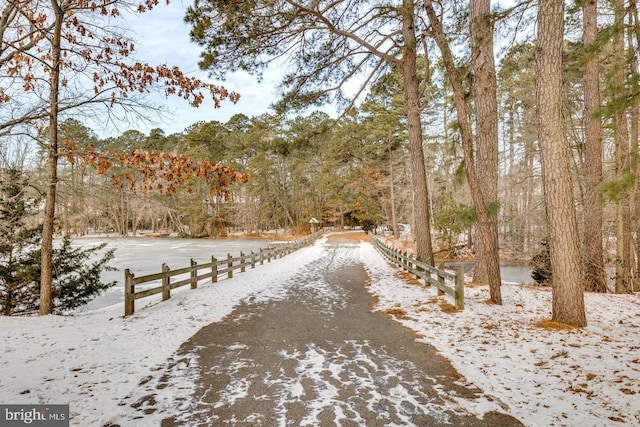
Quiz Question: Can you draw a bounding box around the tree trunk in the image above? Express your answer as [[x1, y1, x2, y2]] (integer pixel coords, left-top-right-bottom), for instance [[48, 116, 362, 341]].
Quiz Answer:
[[505, 108, 520, 251], [582, 0, 607, 293], [120, 191, 127, 236], [388, 144, 399, 237], [630, 1, 640, 292], [613, 0, 632, 294], [470, 0, 501, 291], [401, 0, 434, 265], [39, 0, 64, 315], [424, 0, 502, 303], [535, 0, 586, 326]]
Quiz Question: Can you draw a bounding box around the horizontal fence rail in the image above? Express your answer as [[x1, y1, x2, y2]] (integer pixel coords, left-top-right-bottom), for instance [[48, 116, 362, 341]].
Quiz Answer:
[[123, 230, 323, 316], [368, 232, 465, 310]]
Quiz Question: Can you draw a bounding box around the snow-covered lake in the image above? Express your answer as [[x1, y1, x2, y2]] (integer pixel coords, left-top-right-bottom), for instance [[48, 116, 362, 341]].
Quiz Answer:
[[68, 237, 272, 311]]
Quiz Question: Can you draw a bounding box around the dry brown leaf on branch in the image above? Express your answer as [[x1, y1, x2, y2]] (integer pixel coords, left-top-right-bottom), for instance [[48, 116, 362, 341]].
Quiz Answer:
[[59, 146, 249, 197]]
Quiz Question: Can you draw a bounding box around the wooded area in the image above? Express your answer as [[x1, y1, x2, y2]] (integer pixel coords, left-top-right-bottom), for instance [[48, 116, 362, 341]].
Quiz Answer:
[[2, 0, 640, 325]]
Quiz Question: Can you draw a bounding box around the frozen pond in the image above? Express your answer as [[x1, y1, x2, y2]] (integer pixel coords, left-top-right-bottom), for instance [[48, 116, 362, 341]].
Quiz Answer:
[[68, 237, 272, 312], [445, 261, 534, 285]]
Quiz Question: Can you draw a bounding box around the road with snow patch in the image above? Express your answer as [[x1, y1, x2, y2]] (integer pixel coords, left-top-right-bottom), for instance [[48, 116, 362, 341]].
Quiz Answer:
[[124, 232, 522, 426]]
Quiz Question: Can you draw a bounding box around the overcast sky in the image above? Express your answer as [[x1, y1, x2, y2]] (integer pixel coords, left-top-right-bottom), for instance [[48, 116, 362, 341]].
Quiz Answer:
[[119, 1, 282, 136]]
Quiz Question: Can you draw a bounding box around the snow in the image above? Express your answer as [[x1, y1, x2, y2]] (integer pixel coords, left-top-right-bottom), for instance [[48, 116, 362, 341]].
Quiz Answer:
[[1, 234, 639, 426], [360, 242, 640, 426], [278, 341, 453, 426]]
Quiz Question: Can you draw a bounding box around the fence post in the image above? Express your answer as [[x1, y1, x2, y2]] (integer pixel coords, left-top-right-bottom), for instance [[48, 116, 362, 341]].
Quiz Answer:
[[414, 257, 421, 280], [455, 266, 465, 310], [251, 251, 256, 269], [124, 269, 135, 317], [267, 248, 272, 263], [437, 262, 446, 296], [368, 233, 464, 311], [240, 251, 246, 272], [211, 256, 218, 283], [190, 259, 197, 289], [162, 263, 170, 301], [227, 253, 233, 278], [259, 248, 264, 265]]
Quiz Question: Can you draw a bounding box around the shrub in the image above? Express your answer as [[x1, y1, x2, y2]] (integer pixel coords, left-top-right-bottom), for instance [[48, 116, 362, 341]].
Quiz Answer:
[[530, 238, 551, 286], [0, 167, 115, 315]]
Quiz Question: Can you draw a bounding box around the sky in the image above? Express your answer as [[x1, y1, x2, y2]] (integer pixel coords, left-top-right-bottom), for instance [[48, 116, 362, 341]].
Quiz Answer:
[[116, 0, 519, 139], [1, 232, 639, 426], [118, 0, 284, 136]]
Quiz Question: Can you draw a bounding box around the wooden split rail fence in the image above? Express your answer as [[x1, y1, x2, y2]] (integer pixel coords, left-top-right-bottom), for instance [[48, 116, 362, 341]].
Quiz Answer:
[[124, 230, 323, 316], [368, 232, 465, 310]]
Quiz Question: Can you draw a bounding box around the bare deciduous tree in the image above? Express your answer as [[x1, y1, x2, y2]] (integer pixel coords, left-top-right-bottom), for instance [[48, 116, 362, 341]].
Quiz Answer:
[[1, 0, 238, 314]]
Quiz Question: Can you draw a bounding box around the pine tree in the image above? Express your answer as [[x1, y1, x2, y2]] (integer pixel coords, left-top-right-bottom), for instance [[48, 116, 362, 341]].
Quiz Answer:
[[0, 167, 115, 315], [535, 0, 586, 327], [0, 167, 42, 315]]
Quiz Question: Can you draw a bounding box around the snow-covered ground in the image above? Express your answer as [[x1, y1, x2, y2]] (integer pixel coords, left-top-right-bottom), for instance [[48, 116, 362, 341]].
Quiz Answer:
[[365, 247, 640, 426], [1, 234, 639, 426]]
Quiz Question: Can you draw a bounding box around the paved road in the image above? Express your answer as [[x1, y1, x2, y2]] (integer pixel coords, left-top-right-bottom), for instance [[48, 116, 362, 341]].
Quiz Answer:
[[128, 233, 522, 426]]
